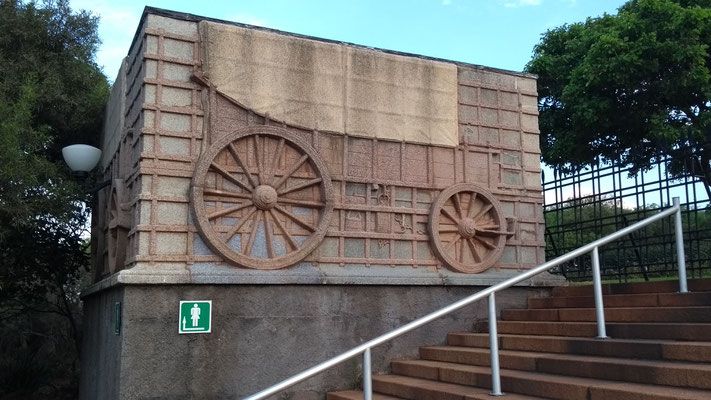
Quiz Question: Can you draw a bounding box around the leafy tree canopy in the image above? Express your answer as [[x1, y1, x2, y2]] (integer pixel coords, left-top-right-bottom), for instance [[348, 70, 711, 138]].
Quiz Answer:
[[0, 0, 108, 396], [526, 0, 711, 192]]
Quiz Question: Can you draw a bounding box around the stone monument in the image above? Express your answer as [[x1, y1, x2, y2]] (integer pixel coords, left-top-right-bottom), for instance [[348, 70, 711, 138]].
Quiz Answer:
[[80, 7, 556, 399]]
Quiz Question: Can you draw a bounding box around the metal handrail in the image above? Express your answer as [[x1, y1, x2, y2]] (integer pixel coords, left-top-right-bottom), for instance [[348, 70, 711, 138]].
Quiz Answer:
[[244, 197, 688, 400]]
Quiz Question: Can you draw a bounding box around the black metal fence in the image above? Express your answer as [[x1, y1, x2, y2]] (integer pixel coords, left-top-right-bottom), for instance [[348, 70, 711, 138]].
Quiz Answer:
[[542, 154, 711, 282]]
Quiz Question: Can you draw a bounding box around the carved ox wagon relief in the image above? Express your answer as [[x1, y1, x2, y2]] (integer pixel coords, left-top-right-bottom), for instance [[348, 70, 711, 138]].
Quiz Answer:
[[178, 20, 541, 275], [189, 84, 515, 275]]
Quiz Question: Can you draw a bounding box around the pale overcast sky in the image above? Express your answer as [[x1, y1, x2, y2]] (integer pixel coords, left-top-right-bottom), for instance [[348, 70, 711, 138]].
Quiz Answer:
[[71, 0, 627, 82]]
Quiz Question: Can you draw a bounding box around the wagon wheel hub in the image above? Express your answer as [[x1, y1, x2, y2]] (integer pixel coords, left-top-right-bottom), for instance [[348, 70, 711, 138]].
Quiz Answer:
[[253, 185, 278, 210], [458, 218, 477, 239]]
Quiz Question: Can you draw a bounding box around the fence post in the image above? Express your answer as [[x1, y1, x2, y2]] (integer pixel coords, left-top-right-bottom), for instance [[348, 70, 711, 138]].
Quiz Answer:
[[591, 246, 608, 339], [673, 197, 688, 293], [488, 293, 503, 396], [363, 348, 372, 400]]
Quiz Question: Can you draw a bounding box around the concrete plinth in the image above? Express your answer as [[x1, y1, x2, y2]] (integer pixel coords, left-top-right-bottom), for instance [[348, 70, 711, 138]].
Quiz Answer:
[[80, 283, 550, 399]]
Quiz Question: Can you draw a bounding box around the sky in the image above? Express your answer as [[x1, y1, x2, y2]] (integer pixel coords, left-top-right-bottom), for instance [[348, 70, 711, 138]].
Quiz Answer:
[[72, 0, 628, 82]]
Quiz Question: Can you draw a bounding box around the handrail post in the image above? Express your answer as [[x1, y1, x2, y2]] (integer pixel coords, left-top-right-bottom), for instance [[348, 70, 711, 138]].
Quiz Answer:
[[673, 197, 688, 293], [363, 348, 372, 400], [488, 293, 503, 396], [591, 246, 608, 339]]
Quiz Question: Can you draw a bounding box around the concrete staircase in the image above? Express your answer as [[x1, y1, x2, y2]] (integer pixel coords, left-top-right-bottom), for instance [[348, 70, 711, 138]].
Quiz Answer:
[[328, 279, 711, 400]]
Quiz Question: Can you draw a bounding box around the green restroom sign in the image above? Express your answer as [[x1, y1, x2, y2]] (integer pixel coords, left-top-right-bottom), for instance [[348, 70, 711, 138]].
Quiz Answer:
[[179, 300, 212, 334]]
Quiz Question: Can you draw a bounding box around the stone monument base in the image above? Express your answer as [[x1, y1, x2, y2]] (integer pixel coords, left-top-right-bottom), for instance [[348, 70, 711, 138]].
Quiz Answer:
[[79, 279, 556, 399]]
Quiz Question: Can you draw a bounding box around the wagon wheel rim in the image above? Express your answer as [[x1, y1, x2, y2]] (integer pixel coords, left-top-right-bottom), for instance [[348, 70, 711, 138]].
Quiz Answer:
[[191, 126, 333, 270], [429, 183, 507, 274]]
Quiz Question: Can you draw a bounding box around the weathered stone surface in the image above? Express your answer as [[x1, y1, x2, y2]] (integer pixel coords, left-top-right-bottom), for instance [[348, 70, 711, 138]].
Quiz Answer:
[[80, 284, 549, 400], [163, 38, 194, 60], [199, 21, 459, 146], [161, 86, 192, 107], [146, 14, 198, 36], [101, 61, 126, 168], [160, 112, 191, 132], [79, 287, 124, 400]]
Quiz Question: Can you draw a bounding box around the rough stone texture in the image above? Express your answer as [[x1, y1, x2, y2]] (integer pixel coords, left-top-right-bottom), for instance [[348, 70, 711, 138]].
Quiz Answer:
[[199, 20, 459, 146], [79, 284, 548, 400], [101, 61, 126, 168], [79, 286, 124, 400]]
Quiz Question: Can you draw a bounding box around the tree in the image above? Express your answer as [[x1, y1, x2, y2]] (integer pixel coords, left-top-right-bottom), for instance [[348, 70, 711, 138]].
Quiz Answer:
[[0, 0, 108, 397], [526, 0, 711, 196]]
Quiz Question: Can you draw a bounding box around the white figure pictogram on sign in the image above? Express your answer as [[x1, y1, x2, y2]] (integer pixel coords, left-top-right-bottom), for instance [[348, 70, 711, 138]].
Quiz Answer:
[[191, 303, 200, 327]]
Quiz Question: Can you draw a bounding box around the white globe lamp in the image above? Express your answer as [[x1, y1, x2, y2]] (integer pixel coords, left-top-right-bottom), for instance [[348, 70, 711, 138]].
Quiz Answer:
[[62, 144, 102, 179]]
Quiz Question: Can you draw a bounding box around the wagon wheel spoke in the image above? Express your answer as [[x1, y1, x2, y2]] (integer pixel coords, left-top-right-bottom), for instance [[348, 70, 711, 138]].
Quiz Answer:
[[268, 138, 285, 184], [476, 227, 508, 237], [467, 192, 478, 218], [452, 193, 464, 219], [253, 134, 266, 185], [473, 204, 493, 221], [224, 206, 257, 243], [264, 210, 275, 258], [207, 202, 253, 220], [438, 227, 460, 233], [276, 197, 325, 208], [473, 236, 495, 250], [278, 178, 323, 196], [477, 223, 499, 230], [203, 188, 251, 200], [275, 204, 316, 232], [459, 236, 465, 262], [440, 208, 459, 225], [467, 239, 482, 263], [269, 209, 297, 250], [243, 210, 262, 256], [273, 154, 308, 190], [210, 161, 252, 193], [228, 142, 258, 189], [445, 234, 461, 252]]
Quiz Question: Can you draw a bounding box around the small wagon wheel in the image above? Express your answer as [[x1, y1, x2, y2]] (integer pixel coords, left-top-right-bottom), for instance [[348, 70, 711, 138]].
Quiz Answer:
[[191, 126, 334, 270], [429, 183, 509, 274]]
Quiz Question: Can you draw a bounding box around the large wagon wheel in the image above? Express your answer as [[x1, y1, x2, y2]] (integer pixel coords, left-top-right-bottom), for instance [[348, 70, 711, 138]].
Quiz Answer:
[[429, 183, 509, 274], [191, 126, 334, 270]]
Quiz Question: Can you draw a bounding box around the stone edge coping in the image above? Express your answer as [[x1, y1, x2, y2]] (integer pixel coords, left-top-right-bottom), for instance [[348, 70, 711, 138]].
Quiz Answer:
[[81, 262, 565, 298]]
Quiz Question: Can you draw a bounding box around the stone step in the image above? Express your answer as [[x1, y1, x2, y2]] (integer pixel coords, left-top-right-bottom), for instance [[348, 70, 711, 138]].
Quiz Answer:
[[447, 332, 711, 362], [419, 345, 711, 389], [501, 306, 711, 323], [388, 360, 711, 400], [550, 279, 711, 297], [326, 390, 404, 400], [528, 291, 711, 309], [474, 320, 711, 340], [370, 374, 550, 400]]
